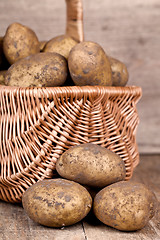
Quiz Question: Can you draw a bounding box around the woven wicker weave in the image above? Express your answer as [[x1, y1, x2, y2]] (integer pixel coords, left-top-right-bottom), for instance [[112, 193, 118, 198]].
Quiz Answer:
[[0, 0, 142, 203]]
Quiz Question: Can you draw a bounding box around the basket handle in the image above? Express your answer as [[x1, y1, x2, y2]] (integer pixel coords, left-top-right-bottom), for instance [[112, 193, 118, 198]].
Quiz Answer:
[[65, 0, 84, 42]]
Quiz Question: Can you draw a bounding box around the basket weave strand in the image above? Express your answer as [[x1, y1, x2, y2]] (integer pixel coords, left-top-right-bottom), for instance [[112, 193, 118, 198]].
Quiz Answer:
[[0, 0, 142, 203], [0, 86, 142, 202]]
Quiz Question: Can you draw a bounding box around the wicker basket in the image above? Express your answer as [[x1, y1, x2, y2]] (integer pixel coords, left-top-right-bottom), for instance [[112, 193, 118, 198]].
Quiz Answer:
[[0, 0, 142, 203]]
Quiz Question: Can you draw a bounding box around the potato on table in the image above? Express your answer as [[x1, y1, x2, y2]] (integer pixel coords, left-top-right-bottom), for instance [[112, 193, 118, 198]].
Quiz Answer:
[[5, 52, 68, 87], [22, 178, 92, 227], [93, 181, 158, 231], [3, 22, 40, 64], [56, 143, 126, 188]]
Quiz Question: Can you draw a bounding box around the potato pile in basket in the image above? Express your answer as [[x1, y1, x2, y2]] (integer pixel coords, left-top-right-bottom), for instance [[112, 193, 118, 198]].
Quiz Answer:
[[0, 22, 128, 87], [22, 143, 158, 232]]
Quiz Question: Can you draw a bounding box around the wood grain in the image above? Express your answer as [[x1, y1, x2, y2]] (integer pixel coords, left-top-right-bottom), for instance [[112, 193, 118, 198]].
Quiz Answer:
[[0, 203, 85, 240], [0, 155, 160, 240], [0, 0, 160, 153]]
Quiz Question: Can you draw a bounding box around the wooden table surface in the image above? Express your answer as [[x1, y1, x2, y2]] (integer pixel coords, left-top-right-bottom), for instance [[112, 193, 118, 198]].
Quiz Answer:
[[0, 154, 160, 240]]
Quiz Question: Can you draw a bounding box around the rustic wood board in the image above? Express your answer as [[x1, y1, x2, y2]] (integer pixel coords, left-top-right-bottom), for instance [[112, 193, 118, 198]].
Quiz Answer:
[[0, 0, 160, 153], [0, 154, 160, 240]]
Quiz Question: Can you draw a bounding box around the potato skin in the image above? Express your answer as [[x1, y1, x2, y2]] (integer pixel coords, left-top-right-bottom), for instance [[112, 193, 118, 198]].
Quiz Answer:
[[39, 41, 47, 52], [0, 70, 7, 85], [43, 35, 77, 59], [109, 57, 129, 86], [5, 52, 68, 87], [3, 22, 40, 64], [93, 181, 158, 231], [68, 41, 112, 86], [0, 37, 3, 67], [56, 143, 126, 188], [22, 178, 92, 227]]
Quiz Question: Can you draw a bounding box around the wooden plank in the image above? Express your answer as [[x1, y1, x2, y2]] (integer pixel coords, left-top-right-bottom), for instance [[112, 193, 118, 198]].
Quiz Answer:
[[0, 202, 85, 240], [83, 0, 160, 154], [83, 154, 160, 240], [0, 0, 160, 153], [0, 0, 66, 40], [82, 222, 159, 240]]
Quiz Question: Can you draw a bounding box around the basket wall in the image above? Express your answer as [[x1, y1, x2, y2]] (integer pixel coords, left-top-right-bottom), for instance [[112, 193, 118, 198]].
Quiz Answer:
[[0, 86, 142, 202]]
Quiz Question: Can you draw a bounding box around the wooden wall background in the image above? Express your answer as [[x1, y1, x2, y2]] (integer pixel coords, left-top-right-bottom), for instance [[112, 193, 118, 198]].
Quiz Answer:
[[0, 0, 159, 154]]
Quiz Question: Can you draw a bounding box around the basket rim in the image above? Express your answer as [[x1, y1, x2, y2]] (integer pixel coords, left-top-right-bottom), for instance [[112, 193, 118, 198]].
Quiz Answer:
[[0, 85, 142, 98]]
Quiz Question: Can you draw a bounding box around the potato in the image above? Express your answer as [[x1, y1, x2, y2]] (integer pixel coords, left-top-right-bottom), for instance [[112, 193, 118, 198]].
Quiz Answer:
[[56, 143, 126, 188], [93, 181, 158, 231], [109, 57, 129, 86], [0, 70, 7, 85], [5, 52, 68, 87], [0, 37, 3, 67], [68, 41, 112, 86], [3, 22, 40, 64], [39, 40, 47, 52], [22, 178, 92, 227], [43, 35, 77, 59]]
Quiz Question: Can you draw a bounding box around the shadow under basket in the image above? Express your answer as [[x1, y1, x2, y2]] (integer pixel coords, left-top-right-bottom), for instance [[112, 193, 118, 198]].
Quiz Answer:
[[0, 0, 142, 202]]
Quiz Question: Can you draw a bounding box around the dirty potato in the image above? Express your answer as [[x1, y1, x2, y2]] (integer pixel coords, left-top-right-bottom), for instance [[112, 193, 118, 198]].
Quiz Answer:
[[3, 22, 40, 64], [5, 52, 68, 87], [93, 181, 158, 231], [22, 178, 92, 227], [68, 41, 112, 86], [0, 37, 3, 67], [0, 70, 7, 85], [109, 57, 129, 86], [43, 35, 78, 59], [39, 40, 47, 52], [56, 143, 126, 188]]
